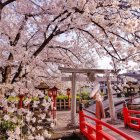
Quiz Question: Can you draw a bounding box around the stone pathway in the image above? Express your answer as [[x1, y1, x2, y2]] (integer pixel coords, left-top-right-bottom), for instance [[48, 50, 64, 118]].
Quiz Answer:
[[51, 111, 79, 140]]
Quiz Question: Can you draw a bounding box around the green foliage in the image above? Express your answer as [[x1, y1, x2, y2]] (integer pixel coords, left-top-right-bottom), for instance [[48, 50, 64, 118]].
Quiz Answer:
[[0, 120, 15, 133], [7, 96, 40, 102], [32, 97, 39, 101], [56, 95, 80, 101], [79, 91, 90, 100], [57, 95, 68, 100], [45, 96, 48, 100], [76, 95, 80, 100], [7, 96, 19, 102]]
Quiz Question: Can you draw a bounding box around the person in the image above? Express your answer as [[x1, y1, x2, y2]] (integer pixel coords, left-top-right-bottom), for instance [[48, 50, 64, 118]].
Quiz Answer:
[[90, 82, 105, 120]]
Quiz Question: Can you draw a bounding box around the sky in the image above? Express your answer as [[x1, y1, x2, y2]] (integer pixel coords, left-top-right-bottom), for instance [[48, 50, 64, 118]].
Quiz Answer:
[[98, 56, 138, 75], [98, 57, 112, 69]]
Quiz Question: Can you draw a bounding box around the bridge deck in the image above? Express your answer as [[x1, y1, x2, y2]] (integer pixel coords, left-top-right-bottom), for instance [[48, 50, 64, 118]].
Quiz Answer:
[[51, 111, 140, 140]]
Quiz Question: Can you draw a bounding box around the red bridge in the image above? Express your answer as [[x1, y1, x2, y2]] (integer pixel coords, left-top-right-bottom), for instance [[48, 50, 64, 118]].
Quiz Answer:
[[79, 103, 140, 140], [123, 104, 140, 131]]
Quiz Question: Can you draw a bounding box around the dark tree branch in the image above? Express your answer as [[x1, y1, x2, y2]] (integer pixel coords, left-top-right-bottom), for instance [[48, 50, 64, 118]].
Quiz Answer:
[[72, 7, 84, 14], [91, 19, 122, 60], [111, 57, 118, 75], [12, 16, 28, 46], [0, 0, 15, 20], [11, 61, 22, 84], [2, 0, 16, 7], [46, 10, 68, 31], [2, 66, 7, 83], [77, 28, 120, 60], [29, 0, 45, 12], [1, 32, 12, 45], [48, 45, 82, 63], [23, 30, 39, 49], [1, 53, 13, 83], [59, 12, 72, 22], [108, 31, 136, 47], [122, 51, 140, 61], [130, 9, 140, 19], [134, 31, 140, 39], [109, 41, 122, 60], [32, 26, 58, 57]]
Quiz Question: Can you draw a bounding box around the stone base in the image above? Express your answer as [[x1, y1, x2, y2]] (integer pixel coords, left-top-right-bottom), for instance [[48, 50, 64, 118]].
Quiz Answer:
[[67, 123, 79, 129], [106, 119, 121, 125]]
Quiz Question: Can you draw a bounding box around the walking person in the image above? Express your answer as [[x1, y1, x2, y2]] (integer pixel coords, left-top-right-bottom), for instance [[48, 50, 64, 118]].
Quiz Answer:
[[90, 82, 105, 120]]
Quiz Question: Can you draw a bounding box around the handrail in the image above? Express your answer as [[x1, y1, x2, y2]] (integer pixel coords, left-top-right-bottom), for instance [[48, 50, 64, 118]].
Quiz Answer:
[[123, 104, 140, 130], [84, 98, 130, 117], [81, 113, 134, 140], [79, 103, 135, 140], [83, 108, 95, 115], [128, 110, 140, 114]]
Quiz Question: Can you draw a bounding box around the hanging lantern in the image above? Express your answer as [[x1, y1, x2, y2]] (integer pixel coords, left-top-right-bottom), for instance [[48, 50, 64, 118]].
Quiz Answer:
[[48, 88, 53, 97]]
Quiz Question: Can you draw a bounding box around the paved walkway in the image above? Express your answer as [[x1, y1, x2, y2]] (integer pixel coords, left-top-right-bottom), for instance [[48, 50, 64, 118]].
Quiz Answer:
[[51, 111, 79, 139], [51, 110, 140, 140]]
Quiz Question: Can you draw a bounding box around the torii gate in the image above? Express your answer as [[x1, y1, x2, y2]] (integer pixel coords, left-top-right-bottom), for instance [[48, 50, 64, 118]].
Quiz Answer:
[[59, 66, 118, 126]]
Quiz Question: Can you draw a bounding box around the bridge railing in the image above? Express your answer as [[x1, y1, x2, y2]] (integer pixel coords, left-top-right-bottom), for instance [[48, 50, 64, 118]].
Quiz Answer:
[[123, 103, 140, 130], [79, 104, 135, 140]]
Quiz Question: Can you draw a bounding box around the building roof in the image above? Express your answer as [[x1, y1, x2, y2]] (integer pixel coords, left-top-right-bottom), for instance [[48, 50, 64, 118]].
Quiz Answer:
[[35, 82, 49, 89]]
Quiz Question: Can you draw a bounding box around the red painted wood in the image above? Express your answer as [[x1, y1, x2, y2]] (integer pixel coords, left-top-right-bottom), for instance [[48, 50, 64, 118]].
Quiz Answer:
[[123, 106, 140, 130], [79, 110, 135, 140]]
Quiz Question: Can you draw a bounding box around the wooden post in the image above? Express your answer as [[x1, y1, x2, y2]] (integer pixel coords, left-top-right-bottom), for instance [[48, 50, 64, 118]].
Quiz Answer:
[[60, 100, 61, 110], [96, 122, 103, 140], [71, 72, 76, 126], [64, 99, 66, 109], [123, 103, 128, 128], [106, 73, 116, 122], [79, 103, 85, 131]]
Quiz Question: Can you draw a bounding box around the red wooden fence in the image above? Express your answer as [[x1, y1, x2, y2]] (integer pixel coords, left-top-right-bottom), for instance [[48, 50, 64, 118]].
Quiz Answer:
[[79, 104, 135, 140], [123, 104, 140, 131]]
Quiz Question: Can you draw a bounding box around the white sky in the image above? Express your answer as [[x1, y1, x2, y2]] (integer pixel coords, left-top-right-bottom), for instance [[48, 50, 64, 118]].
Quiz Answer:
[[98, 57, 112, 69]]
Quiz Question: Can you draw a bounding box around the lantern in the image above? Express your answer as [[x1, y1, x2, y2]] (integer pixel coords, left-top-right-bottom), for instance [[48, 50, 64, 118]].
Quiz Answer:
[[18, 94, 24, 108], [66, 88, 71, 96], [35, 81, 49, 95], [48, 88, 53, 97], [52, 86, 58, 98]]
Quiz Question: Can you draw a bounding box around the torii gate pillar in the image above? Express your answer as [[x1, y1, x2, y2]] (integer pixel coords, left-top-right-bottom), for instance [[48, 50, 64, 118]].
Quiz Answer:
[[71, 72, 76, 126]]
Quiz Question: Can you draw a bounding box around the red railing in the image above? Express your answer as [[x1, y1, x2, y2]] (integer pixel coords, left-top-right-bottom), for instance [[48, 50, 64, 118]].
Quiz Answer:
[[123, 104, 140, 130], [79, 104, 135, 140]]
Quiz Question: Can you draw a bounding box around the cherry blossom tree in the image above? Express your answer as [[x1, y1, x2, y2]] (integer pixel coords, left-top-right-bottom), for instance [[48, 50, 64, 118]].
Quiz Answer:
[[0, 0, 139, 139], [0, 0, 139, 83]]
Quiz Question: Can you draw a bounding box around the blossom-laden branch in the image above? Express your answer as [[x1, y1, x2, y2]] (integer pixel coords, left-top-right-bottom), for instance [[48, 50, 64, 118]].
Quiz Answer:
[[77, 28, 120, 61], [11, 16, 28, 46], [48, 45, 82, 63], [32, 25, 58, 57], [0, 0, 16, 20]]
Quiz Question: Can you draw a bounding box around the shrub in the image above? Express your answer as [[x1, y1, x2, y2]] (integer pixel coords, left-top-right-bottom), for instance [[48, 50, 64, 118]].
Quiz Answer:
[[0, 120, 16, 139], [56, 95, 80, 101], [79, 92, 90, 100], [0, 120, 15, 132], [57, 95, 68, 101]]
